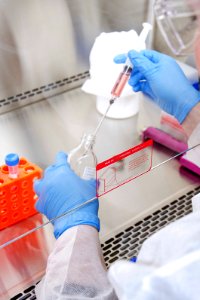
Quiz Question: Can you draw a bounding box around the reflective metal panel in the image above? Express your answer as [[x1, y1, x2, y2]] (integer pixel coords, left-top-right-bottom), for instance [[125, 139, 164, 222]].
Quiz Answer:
[[0, 0, 149, 114]]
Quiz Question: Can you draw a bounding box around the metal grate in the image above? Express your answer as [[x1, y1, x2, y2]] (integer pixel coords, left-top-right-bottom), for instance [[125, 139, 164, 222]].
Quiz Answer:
[[101, 186, 200, 267], [0, 71, 89, 112], [10, 284, 37, 300], [9, 185, 200, 299]]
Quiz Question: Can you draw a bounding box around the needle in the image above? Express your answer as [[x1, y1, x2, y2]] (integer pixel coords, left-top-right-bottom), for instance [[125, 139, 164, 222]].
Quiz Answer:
[[92, 97, 116, 137]]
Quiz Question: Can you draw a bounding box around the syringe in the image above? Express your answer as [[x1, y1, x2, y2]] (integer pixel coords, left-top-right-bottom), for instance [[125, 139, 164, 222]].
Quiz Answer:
[[111, 57, 133, 100], [92, 60, 132, 137], [110, 22, 152, 103], [93, 22, 152, 137]]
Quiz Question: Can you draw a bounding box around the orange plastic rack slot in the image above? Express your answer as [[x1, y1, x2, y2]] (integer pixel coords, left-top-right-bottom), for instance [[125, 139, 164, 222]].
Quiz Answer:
[[0, 157, 43, 230]]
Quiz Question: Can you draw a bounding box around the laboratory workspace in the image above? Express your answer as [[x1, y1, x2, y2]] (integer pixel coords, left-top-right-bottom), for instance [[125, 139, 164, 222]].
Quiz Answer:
[[1, 0, 200, 299]]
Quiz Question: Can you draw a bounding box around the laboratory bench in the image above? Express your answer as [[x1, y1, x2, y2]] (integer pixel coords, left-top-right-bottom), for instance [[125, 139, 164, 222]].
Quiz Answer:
[[0, 88, 200, 299]]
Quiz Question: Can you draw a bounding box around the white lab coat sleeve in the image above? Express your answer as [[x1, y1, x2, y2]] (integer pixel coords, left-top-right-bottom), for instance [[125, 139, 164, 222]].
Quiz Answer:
[[183, 122, 200, 165], [108, 207, 200, 300], [35, 225, 117, 300]]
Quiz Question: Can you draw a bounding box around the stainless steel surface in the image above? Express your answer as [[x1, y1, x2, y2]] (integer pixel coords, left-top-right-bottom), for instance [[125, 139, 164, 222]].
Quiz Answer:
[[0, 0, 150, 114], [0, 88, 200, 299], [0, 88, 140, 168], [0, 214, 54, 299]]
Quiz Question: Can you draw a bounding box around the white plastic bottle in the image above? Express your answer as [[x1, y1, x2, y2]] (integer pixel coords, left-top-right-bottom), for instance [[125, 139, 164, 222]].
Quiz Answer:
[[68, 133, 97, 180]]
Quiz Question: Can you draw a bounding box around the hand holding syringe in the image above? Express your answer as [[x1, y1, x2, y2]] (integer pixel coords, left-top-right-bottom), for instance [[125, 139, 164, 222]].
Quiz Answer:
[[93, 23, 152, 137]]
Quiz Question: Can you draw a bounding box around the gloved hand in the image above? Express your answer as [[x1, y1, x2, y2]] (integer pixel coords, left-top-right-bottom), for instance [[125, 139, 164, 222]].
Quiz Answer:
[[114, 50, 200, 123], [34, 151, 99, 239]]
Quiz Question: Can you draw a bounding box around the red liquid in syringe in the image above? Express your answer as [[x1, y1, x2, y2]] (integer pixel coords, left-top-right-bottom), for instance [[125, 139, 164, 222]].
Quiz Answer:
[[111, 64, 133, 98]]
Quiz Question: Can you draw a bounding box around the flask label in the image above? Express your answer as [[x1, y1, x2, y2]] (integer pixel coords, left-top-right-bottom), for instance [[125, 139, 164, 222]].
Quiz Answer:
[[82, 167, 96, 180], [96, 140, 153, 197]]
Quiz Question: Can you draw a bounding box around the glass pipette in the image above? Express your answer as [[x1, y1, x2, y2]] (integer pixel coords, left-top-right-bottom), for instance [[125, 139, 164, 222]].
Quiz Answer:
[[93, 22, 152, 137]]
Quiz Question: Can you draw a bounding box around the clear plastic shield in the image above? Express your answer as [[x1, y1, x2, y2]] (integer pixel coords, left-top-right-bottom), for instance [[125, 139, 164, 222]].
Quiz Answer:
[[96, 139, 153, 197]]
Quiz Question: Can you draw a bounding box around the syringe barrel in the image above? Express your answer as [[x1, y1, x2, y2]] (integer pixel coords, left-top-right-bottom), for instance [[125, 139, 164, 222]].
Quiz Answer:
[[111, 64, 132, 98]]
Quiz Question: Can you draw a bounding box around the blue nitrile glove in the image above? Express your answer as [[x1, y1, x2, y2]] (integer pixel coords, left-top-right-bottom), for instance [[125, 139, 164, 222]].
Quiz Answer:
[[114, 50, 200, 123], [34, 151, 99, 239]]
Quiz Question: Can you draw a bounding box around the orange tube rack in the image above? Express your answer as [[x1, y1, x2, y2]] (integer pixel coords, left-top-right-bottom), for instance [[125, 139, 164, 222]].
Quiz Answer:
[[0, 157, 43, 230]]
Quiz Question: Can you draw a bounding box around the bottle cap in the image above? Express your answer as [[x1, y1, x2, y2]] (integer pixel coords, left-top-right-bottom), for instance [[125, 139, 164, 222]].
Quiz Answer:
[[5, 153, 19, 166]]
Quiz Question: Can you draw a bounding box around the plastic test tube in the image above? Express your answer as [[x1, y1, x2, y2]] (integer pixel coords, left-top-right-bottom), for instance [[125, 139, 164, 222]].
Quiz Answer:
[[5, 153, 19, 179]]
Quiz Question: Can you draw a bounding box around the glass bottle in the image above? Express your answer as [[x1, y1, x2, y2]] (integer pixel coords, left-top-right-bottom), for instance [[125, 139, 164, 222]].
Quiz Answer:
[[68, 133, 97, 180]]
